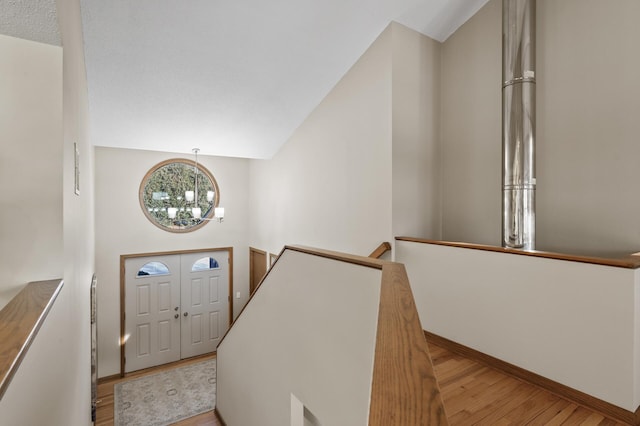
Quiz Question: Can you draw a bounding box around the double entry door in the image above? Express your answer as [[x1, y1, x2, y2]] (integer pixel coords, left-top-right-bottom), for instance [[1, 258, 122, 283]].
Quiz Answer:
[[124, 250, 229, 373]]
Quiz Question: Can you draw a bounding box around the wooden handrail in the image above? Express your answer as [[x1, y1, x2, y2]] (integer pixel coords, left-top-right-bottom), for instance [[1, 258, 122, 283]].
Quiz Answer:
[[289, 245, 385, 269], [369, 262, 448, 425], [396, 236, 640, 269], [368, 241, 392, 259], [0, 279, 64, 400]]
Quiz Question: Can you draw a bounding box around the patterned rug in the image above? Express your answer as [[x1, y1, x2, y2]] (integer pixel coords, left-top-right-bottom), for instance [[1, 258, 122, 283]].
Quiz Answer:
[[114, 358, 216, 426]]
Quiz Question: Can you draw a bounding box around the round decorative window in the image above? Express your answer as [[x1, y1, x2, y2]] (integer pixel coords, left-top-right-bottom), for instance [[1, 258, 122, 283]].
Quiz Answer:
[[139, 158, 220, 233]]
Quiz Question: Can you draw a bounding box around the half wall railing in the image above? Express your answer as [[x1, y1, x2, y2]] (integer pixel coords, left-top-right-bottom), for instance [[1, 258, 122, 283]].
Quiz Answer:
[[396, 236, 640, 424], [0, 279, 64, 400], [216, 245, 447, 425]]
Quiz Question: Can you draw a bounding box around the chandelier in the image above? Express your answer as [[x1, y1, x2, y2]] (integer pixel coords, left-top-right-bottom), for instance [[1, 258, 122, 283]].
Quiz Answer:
[[166, 148, 224, 223]]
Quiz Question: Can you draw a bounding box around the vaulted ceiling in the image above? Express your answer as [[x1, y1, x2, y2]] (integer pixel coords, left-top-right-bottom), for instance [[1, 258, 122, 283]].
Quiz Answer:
[[1, 0, 489, 159]]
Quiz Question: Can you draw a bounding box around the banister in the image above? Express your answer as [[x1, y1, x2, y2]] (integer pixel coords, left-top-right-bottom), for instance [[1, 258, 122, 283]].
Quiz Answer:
[[369, 262, 448, 425], [0, 279, 64, 400], [396, 236, 640, 269], [217, 246, 447, 425], [368, 241, 392, 259]]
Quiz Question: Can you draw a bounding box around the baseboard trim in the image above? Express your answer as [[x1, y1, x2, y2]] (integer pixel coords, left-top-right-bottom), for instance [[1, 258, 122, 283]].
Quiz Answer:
[[424, 330, 640, 426], [97, 373, 121, 384]]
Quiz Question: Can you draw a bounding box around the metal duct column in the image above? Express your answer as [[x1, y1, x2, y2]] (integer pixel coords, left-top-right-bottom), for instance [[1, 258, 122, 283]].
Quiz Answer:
[[502, 0, 536, 250]]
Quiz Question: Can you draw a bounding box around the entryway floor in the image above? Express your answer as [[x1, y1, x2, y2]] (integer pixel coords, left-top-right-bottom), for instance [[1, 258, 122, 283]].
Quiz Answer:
[[96, 353, 221, 426]]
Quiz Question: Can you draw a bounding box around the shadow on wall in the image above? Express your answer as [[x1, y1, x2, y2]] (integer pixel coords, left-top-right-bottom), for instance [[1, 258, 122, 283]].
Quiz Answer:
[[0, 286, 25, 311]]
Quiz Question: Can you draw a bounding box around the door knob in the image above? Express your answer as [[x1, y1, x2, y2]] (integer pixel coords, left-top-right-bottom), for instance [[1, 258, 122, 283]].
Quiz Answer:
[[174, 314, 179, 319], [184, 312, 188, 317], [174, 307, 179, 311]]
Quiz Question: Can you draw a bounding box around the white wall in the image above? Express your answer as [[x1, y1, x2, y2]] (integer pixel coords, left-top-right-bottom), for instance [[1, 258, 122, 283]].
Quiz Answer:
[[440, 0, 640, 255], [249, 23, 443, 257], [0, 0, 96, 421], [440, 0, 501, 246], [397, 240, 639, 411], [94, 147, 250, 377], [0, 34, 63, 309], [217, 249, 381, 425], [391, 23, 442, 240], [249, 25, 393, 257], [535, 0, 640, 255], [59, 0, 97, 422]]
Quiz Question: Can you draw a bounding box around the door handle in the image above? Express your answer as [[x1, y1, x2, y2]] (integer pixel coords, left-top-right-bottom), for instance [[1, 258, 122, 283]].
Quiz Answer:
[[174, 307, 179, 311], [184, 312, 188, 317], [174, 314, 179, 319]]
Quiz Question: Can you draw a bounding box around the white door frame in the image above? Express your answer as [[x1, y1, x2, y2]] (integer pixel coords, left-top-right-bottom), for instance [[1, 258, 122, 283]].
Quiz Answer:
[[120, 247, 233, 376]]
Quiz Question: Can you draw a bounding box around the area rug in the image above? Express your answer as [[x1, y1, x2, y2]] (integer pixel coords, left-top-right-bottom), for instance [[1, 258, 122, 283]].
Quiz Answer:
[[114, 358, 216, 426]]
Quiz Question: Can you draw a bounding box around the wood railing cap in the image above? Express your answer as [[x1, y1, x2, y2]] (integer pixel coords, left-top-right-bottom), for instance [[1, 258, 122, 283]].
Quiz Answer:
[[396, 237, 640, 269], [285, 245, 387, 269], [368, 242, 392, 259], [0, 279, 64, 400]]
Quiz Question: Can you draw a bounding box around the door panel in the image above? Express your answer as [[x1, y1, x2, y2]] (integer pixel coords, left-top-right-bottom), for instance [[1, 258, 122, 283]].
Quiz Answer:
[[137, 284, 150, 314], [209, 312, 219, 339], [137, 324, 150, 356], [158, 282, 172, 312], [209, 277, 219, 302], [158, 321, 171, 351], [124, 255, 181, 373], [191, 278, 202, 306], [191, 314, 203, 343], [180, 251, 229, 359]]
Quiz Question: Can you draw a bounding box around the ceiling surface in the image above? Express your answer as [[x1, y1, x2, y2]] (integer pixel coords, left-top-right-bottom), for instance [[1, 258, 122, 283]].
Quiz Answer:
[[0, 0, 60, 45], [2, 0, 489, 159]]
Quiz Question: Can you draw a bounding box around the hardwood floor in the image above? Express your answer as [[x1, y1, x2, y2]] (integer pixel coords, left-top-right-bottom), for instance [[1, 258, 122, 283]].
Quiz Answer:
[[427, 342, 627, 425], [96, 345, 627, 425]]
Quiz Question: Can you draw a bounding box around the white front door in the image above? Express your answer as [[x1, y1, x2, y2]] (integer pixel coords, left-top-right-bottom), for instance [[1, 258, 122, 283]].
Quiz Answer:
[[124, 255, 181, 373], [180, 251, 230, 359], [124, 250, 230, 372]]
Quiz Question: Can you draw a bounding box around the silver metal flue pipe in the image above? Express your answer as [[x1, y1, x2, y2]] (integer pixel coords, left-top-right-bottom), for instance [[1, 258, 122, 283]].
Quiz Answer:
[[502, 0, 536, 250]]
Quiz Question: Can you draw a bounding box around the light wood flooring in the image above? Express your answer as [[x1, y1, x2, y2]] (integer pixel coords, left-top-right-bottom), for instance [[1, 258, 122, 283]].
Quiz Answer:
[[428, 342, 627, 425], [96, 343, 627, 425]]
